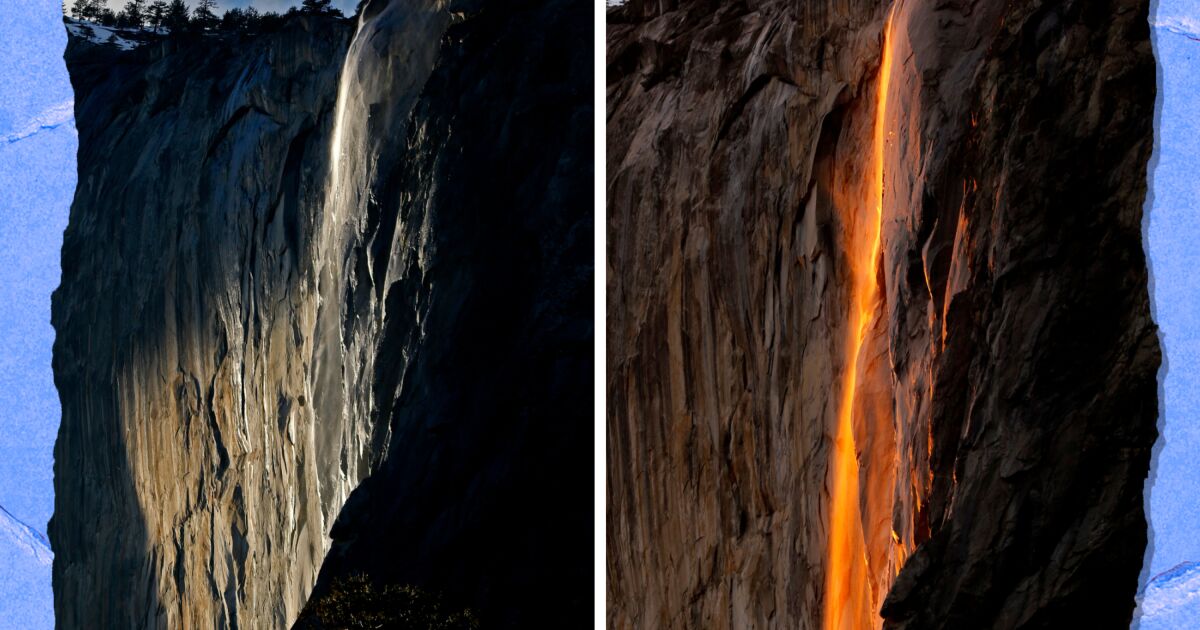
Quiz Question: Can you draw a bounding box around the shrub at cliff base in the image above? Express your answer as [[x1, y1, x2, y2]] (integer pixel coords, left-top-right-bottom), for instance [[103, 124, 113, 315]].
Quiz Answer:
[[302, 574, 479, 630]]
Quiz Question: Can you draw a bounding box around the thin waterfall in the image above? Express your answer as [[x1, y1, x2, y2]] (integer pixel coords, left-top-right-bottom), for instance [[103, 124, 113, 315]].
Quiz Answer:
[[308, 0, 454, 536]]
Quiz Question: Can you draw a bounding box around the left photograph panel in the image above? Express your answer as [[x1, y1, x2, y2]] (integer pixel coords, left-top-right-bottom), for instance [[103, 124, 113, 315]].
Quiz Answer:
[[2, 0, 594, 628]]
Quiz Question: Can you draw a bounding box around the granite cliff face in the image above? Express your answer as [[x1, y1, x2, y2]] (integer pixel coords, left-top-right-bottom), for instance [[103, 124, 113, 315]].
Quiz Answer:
[[607, 0, 1157, 628], [52, 1, 591, 628]]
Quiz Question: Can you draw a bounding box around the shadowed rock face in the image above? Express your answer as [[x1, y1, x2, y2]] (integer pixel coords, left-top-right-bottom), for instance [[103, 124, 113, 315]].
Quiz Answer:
[[296, 0, 594, 627], [606, 0, 1157, 628], [52, 1, 592, 628]]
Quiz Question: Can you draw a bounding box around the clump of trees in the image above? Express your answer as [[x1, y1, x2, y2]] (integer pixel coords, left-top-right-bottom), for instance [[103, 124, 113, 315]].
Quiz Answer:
[[67, 0, 115, 24], [300, 0, 337, 14], [298, 574, 480, 630], [67, 0, 343, 33], [190, 0, 219, 29]]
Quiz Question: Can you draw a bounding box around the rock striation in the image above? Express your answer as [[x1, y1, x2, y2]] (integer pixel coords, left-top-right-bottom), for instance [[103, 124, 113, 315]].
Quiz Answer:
[[606, 0, 1157, 628], [52, 1, 592, 628]]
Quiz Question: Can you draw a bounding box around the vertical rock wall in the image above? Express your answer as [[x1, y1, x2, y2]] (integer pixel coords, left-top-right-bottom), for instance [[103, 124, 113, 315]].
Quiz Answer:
[[606, 0, 1157, 627], [880, 1, 1158, 626], [54, 20, 354, 628]]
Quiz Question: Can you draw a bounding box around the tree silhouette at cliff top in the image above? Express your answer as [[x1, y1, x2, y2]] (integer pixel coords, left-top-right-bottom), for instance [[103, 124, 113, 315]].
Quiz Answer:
[[192, 0, 220, 30], [165, 0, 189, 30], [120, 0, 145, 26], [70, 0, 101, 20], [301, 0, 342, 17], [66, 0, 346, 38], [220, 6, 259, 31], [146, 1, 167, 31]]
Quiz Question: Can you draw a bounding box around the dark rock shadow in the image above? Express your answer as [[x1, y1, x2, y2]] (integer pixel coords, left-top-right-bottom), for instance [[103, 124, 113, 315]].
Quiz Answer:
[[294, 1, 594, 628]]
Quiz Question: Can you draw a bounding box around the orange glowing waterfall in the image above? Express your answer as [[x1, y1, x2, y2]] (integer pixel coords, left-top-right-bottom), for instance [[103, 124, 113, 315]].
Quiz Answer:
[[824, 14, 895, 630]]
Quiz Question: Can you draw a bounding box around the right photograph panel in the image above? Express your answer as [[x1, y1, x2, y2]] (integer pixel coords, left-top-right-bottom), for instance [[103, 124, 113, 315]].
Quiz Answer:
[[606, 0, 1158, 628]]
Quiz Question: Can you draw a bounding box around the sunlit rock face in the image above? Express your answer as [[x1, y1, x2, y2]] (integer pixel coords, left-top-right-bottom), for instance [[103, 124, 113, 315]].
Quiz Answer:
[[51, 1, 592, 628], [54, 19, 354, 629], [606, 0, 1157, 628]]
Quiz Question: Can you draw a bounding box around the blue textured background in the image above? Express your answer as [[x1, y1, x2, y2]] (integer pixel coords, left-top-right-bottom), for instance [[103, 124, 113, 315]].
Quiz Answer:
[[1145, 0, 1200, 580], [1136, 0, 1200, 625], [0, 0, 74, 626], [0, 0, 73, 537]]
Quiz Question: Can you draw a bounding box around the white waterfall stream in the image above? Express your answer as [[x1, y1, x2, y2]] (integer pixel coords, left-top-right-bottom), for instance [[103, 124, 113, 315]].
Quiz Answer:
[[308, 0, 454, 550]]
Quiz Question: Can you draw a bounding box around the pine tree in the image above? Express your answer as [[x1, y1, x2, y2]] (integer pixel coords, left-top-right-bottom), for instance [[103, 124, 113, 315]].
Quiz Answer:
[[75, 0, 101, 20], [192, 0, 218, 29], [257, 9, 283, 31], [165, 0, 188, 30], [300, 0, 333, 14], [220, 6, 243, 30], [147, 0, 168, 31], [122, 0, 145, 27]]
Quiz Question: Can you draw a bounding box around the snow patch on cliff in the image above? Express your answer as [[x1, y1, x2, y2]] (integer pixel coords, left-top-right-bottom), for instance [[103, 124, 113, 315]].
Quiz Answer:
[[65, 19, 146, 51]]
